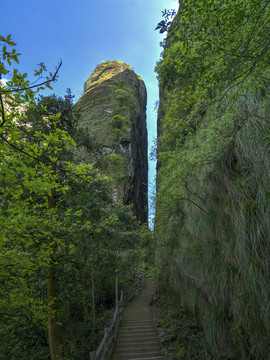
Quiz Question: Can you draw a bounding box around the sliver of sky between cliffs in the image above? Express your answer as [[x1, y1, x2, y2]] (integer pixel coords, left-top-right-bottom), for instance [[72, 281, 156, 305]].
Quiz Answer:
[[1, 0, 179, 228]]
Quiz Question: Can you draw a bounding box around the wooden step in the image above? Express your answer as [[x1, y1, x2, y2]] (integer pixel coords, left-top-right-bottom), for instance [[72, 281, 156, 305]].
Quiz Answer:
[[112, 350, 163, 359], [116, 335, 158, 343], [115, 344, 161, 352]]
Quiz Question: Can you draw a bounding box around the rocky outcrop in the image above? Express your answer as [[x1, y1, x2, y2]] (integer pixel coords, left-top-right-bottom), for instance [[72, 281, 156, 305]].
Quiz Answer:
[[75, 61, 148, 223]]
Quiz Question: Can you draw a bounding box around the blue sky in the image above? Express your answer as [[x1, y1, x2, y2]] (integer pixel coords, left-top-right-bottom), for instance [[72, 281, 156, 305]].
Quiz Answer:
[[1, 0, 178, 223]]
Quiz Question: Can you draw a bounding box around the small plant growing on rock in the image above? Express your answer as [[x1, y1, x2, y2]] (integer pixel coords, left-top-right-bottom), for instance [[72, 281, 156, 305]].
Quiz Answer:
[[110, 114, 126, 129]]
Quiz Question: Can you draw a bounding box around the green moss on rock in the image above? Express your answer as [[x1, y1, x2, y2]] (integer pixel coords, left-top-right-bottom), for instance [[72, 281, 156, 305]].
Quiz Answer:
[[75, 61, 148, 223]]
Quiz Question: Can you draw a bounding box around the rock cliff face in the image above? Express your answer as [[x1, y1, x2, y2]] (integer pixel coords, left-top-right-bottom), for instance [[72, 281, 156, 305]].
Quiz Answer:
[[155, 1, 270, 358], [75, 61, 148, 223]]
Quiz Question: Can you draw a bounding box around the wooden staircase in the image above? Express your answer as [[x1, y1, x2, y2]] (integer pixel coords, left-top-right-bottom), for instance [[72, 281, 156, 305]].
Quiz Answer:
[[112, 280, 164, 360]]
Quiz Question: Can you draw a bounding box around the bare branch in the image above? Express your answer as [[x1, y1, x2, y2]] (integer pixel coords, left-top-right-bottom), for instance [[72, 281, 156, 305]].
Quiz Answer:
[[0, 61, 6, 126], [179, 197, 207, 213], [0, 312, 29, 319], [1, 60, 62, 94], [0, 91, 5, 126]]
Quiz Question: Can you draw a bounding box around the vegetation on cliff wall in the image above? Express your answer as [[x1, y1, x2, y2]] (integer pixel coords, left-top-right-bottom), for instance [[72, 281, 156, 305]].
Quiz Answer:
[[155, 0, 270, 358]]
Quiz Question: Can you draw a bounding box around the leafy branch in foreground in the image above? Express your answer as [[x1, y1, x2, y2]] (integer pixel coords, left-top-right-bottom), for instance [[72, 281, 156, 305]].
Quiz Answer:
[[0, 33, 62, 128], [155, 8, 177, 33], [0, 34, 142, 360]]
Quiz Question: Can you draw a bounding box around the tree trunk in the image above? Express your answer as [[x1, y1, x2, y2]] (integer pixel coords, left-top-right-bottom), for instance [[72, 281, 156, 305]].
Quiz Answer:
[[115, 269, 119, 307], [92, 272, 96, 326], [47, 265, 62, 360], [91, 246, 96, 336], [47, 193, 62, 360]]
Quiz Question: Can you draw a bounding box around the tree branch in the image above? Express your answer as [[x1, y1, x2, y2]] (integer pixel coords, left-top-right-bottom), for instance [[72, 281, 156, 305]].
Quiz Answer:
[[0, 312, 29, 319], [0, 60, 62, 94], [0, 91, 5, 126], [0, 133, 96, 186]]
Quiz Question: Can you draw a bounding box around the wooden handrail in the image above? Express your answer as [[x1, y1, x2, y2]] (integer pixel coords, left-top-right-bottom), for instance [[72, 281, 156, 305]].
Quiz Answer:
[[89, 266, 145, 360]]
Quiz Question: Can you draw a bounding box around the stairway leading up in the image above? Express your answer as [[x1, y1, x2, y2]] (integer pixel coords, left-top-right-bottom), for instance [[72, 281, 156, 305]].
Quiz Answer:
[[112, 280, 164, 360]]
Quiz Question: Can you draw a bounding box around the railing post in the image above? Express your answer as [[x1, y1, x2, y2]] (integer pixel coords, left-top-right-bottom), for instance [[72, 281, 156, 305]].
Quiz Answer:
[[119, 290, 123, 318], [120, 289, 123, 303], [90, 351, 96, 360], [104, 327, 109, 356], [89, 269, 146, 360], [115, 269, 119, 307]]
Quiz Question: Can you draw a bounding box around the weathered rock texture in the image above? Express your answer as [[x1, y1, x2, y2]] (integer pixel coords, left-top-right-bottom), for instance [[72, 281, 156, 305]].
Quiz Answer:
[[76, 61, 148, 223]]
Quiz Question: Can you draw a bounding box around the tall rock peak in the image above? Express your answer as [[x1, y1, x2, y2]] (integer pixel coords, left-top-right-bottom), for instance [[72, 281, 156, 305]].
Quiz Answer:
[[76, 61, 148, 223], [84, 61, 135, 93]]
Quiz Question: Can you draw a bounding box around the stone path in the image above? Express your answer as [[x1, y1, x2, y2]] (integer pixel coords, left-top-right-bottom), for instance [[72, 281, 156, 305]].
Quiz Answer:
[[112, 280, 164, 360]]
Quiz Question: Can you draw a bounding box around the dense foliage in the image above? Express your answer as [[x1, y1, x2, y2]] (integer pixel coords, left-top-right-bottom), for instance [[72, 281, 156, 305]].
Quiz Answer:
[[0, 35, 142, 360], [155, 0, 270, 358]]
